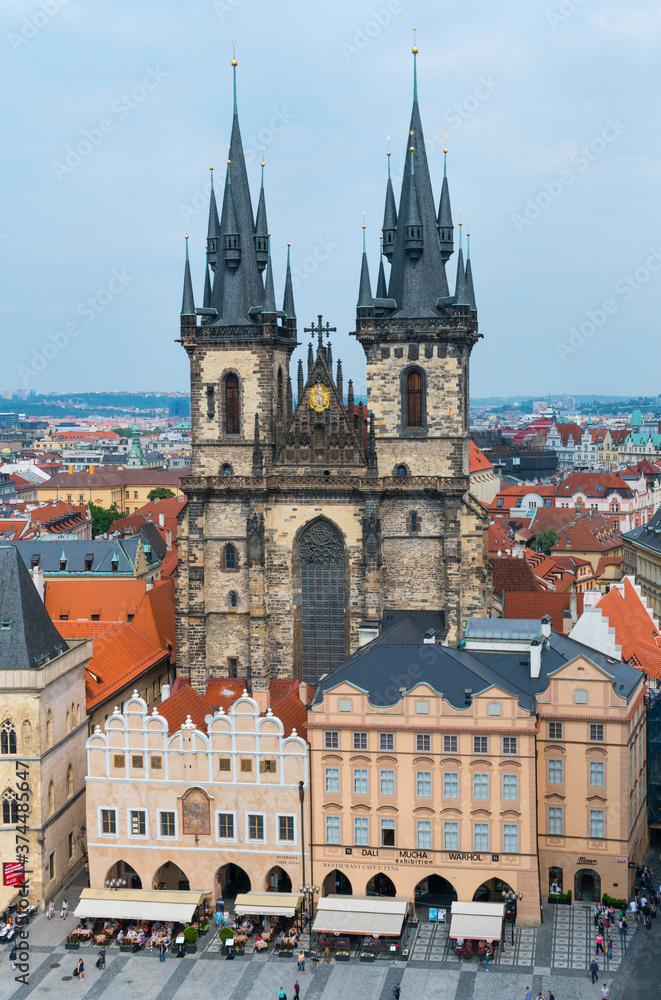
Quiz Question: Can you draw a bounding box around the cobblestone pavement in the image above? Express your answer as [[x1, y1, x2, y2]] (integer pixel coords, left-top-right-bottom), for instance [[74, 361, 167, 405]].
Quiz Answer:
[[2, 855, 658, 1000]]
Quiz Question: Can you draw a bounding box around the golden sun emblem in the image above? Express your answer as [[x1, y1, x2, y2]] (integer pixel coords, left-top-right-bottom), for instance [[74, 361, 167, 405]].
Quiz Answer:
[[309, 382, 331, 412]]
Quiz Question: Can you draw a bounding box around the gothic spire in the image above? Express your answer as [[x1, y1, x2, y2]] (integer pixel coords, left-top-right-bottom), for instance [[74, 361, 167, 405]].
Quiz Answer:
[[465, 228, 477, 312], [297, 358, 304, 400], [307, 340, 314, 376], [454, 223, 468, 305], [254, 154, 269, 273], [203, 262, 212, 308], [262, 235, 277, 314], [376, 236, 387, 299], [209, 47, 264, 326], [382, 141, 397, 262], [438, 147, 454, 263], [357, 222, 374, 311], [181, 235, 195, 317], [206, 154, 220, 271], [336, 358, 343, 402], [384, 42, 450, 315], [282, 242, 296, 318], [347, 378, 354, 417]]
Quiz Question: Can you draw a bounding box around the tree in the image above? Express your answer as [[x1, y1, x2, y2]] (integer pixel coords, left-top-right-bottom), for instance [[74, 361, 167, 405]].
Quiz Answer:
[[147, 487, 176, 501], [90, 502, 122, 538], [536, 529, 558, 555]]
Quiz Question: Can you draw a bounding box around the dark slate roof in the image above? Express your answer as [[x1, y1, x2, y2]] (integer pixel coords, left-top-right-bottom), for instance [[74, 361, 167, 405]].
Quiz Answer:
[[624, 508, 661, 553], [311, 614, 641, 713], [11, 537, 156, 574], [0, 544, 69, 669]]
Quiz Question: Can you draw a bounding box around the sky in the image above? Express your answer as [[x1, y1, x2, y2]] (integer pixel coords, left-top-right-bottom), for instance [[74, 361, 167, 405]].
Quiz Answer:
[[2, 0, 661, 398]]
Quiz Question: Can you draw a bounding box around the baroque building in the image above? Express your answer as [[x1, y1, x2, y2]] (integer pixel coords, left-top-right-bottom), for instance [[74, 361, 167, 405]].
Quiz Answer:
[[176, 47, 491, 691]]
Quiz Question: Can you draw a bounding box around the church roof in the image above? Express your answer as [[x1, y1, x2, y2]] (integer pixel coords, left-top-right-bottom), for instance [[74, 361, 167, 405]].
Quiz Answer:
[[0, 543, 69, 669]]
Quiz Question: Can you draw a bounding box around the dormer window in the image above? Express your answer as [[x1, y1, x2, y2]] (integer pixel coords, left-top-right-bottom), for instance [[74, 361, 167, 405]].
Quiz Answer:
[[59, 558, 67, 572], [111, 558, 119, 573]]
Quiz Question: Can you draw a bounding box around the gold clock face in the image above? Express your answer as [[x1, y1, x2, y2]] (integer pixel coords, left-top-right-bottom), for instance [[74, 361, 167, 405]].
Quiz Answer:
[[309, 382, 331, 412]]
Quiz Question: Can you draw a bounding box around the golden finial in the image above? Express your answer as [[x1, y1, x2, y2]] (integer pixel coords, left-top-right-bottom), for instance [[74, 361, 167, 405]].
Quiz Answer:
[[467, 220, 470, 237], [410, 146, 415, 153], [227, 159, 231, 165], [261, 146, 265, 168], [412, 27, 418, 55], [231, 41, 237, 67], [288, 229, 291, 247], [410, 130, 414, 136], [209, 151, 213, 172], [185, 223, 189, 240], [443, 132, 448, 154], [362, 211, 366, 231], [386, 136, 391, 157]]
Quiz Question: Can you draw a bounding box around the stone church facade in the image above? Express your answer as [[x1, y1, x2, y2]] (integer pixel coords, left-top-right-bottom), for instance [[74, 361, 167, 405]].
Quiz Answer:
[[176, 50, 491, 692]]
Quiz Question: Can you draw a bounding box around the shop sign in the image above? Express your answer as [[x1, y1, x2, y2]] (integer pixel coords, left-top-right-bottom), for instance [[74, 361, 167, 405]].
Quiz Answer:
[[616, 857, 627, 864], [577, 856, 597, 865]]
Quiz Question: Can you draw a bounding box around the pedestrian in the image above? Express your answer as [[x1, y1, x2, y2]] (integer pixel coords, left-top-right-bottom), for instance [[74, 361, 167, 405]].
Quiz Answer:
[[618, 918, 624, 937], [278, 989, 287, 1000], [597, 917, 604, 936], [607, 937, 612, 960], [590, 959, 599, 984], [10, 947, 17, 971], [524, 988, 532, 1000], [595, 933, 604, 955], [294, 980, 300, 1000], [629, 899, 637, 923], [484, 944, 491, 970], [159, 941, 166, 963], [393, 984, 401, 1000], [310, 948, 317, 974], [546, 992, 555, 1000], [298, 950, 305, 973], [47, 900, 54, 921], [76, 957, 84, 981], [593, 904, 599, 927], [600, 985, 610, 1000], [61, 899, 68, 920], [96, 947, 106, 970]]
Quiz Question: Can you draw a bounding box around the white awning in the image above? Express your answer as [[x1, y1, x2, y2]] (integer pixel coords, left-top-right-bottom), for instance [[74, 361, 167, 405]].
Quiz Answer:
[[74, 888, 208, 923], [448, 901, 505, 941], [312, 895, 408, 937], [234, 892, 303, 917], [0, 887, 19, 915]]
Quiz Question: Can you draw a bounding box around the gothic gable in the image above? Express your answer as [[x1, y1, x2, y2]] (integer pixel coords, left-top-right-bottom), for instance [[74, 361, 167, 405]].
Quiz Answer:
[[275, 351, 366, 469]]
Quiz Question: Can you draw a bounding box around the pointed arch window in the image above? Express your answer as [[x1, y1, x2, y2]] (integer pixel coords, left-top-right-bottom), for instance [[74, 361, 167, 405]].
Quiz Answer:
[[48, 780, 54, 816], [225, 373, 240, 435], [407, 370, 422, 427], [67, 765, 74, 799], [46, 710, 53, 748], [2, 789, 18, 825], [0, 721, 16, 755], [298, 520, 347, 684], [224, 544, 237, 570]]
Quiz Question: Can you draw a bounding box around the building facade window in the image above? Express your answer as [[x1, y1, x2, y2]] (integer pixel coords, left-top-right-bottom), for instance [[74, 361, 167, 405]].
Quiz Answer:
[[589, 761, 605, 786], [502, 737, 518, 755], [248, 814, 265, 841], [48, 780, 54, 816], [444, 772, 459, 798], [224, 373, 240, 435], [0, 721, 17, 755], [380, 818, 395, 846], [417, 820, 432, 849], [503, 823, 519, 853], [502, 774, 519, 800], [379, 733, 394, 750], [326, 815, 341, 844], [403, 368, 424, 428], [130, 810, 146, 836], [473, 736, 488, 754], [324, 768, 339, 793], [589, 724, 605, 742], [353, 769, 368, 794], [217, 813, 235, 839], [589, 809, 605, 838], [46, 710, 53, 748], [574, 689, 588, 704], [354, 817, 369, 845], [2, 790, 18, 825], [338, 699, 352, 713], [488, 703, 502, 716], [159, 811, 176, 837], [325, 731, 339, 749], [416, 734, 431, 752], [380, 769, 395, 795], [101, 808, 117, 835], [548, 807, 563, 835], [278, 815, 295, 842], [473, 773, 489, 799], [66, 765, 73, 799], [444, 821, 459, 850], [548, 759, 564, 784], [474, 823, 489, 851], [416, 771, 431, 797], [443, 735, 458, 753], [353, 732, 367, 750], [548, 722, 563, 740], [224, 543, 237, 570]]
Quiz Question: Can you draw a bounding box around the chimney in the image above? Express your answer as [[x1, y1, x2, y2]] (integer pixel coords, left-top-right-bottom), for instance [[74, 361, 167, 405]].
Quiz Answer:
[[161, 684, 170, 702], [165, 528, 172, 550], [423, 628, 436, 644], [298, 681, 308, 705], [145, 576, 154, 592], [159, 513, 165, 527], [570, 591, 578, 623], [540, 614, 551, 639], [89, 465, 94, 474], [530, 638, 542, 679], [32, 564, 45, 602], [68, 465, 73, 474], [562, 608, 573, 635]]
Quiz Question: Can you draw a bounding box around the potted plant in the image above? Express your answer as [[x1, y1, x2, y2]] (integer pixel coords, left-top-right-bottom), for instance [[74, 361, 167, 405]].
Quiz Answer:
[[198, 921, 209, 937], [65, 935, 79, 950], [218, 925, 234, 955], [335, 949, 350, 962], [183, 925, 198, 954], [119, 940, 132, 953], [360, 950, 375, 963], [278, 947, 293, 957]]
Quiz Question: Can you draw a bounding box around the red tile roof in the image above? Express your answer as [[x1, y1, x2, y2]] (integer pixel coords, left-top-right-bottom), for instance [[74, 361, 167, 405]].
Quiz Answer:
[[159, 685, 213, 732], [86, 623, 169, 710], [596, 578, 661, 678], [45, 578, 147, 627], [503, 592, 585, 632], [269, 680, 313, 739], [469, 440, 494, 474], [130, 580, 176, 662], [556, 472, 632, 499], [0, 519, 30, 540], [553, 422, 583, 446], [491, 558, 544, 594], [205, 678, 248, 712]]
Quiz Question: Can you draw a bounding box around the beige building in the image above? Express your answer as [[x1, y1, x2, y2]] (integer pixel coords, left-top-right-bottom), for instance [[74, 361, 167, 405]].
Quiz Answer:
[[0, 546, 91, 904], [307, 613, 646, 927], [85, 689, 310, 900]]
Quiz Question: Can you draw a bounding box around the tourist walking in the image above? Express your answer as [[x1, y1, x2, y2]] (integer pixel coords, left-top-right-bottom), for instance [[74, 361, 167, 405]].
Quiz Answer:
[[60, 899, 68, 919], [9, 947, 17, 971], [607, 937, 612, 960], [47, 900, 54, 921], [393, 984, 401, 1000], [524, 988, 532, 1000], [590, 959, 599, 984], [629, 899, 637, 923], [158, 942, 166, 963], [294, 980, 300, 1000], [600, 985, 610, 999], [278, 989, 287, 1000], [595, 933, 604, 955], [297, 950, 305, 973], [484, 944, 492, 970], [310, 948, 317, 974], [96, 947, 106, 970], [75, 957, 84, 981]]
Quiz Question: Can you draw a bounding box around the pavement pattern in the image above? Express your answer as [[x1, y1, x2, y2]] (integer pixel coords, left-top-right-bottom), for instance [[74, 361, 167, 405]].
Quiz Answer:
[[1, 852, 658, 1000]]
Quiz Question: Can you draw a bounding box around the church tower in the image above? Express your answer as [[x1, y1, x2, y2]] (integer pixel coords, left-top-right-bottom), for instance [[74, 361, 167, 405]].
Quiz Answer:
[[176, 45, 490, 694]]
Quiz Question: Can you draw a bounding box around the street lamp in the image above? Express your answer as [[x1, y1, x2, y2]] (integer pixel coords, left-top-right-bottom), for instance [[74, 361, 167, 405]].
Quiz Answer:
[[105, 878, 127, 890], [501, 890, 523, 946], [299, 883, 320, 941]]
